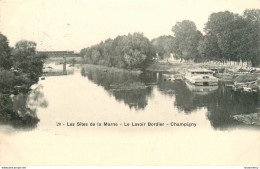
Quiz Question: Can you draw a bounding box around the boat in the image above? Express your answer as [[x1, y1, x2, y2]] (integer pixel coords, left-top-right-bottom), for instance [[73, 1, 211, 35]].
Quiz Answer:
[[174, 74, 184, 80], [185, 82, 218, 95], [185, 69, 219, 86], [162, 73, 175, 81], [242, 86, 252, 92]]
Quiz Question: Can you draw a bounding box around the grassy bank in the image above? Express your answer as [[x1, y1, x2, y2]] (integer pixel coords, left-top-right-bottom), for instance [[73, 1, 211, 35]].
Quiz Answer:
[[81, 64, 143, 74], [146, 61, 199, 73]]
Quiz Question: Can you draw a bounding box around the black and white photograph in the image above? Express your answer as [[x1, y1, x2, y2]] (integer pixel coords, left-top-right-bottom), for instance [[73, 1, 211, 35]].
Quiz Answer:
[[0, 0, 260, 167]]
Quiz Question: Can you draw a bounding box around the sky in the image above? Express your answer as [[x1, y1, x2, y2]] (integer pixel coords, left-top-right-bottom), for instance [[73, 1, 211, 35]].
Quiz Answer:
[[0, 0, 259, 52]]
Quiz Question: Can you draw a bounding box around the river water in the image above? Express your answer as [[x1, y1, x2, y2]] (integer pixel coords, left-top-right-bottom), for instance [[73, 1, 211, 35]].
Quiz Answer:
[[0, 64, 259, 165]]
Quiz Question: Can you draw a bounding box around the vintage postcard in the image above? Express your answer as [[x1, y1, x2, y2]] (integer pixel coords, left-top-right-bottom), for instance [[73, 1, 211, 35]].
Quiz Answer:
[[0, 0, 260, 167]]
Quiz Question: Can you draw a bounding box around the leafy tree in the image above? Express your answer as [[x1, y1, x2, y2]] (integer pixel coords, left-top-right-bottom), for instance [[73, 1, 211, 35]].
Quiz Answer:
[[0, 35, 47, 94], [204, 11, 242, 62], [171, 20, 203, 61], [0, 33, 12, 69], [13, 40, 47, 82], [151, 35, 175, 59], [198, 34, 218, 61], [243, 9, 260, 66], [80, 32, 155, 69], [201, 9, 260, 66]]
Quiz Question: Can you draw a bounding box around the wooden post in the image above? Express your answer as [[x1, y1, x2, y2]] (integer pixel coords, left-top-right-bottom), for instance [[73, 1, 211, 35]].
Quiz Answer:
[[63, 55, 67, 75]]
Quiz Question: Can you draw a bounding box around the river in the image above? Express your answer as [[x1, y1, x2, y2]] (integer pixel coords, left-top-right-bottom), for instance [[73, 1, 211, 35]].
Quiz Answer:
[[0, 64, 259, 165]]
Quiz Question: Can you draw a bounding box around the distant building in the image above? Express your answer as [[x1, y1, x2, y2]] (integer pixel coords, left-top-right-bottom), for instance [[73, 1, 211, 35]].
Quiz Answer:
[[37, 51, 80, 57]]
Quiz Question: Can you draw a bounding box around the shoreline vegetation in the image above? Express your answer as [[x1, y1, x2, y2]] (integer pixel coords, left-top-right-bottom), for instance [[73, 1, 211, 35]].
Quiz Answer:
[[0, 34, 47, 128], [78, 8, 260, 88], [80, 32, 155, 70], [1, 8, 260, 127], [80, 9, 260, 70]]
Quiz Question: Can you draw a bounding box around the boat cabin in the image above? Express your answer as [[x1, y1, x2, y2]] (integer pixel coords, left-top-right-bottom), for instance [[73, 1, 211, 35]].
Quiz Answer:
[[185, 69, 218, 86]]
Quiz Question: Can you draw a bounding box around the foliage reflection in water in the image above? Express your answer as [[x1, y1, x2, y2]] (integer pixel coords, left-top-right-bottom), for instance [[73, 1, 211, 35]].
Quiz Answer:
[[82, 67, 260, 130], [0, 85, 48, 129], [81, 66, 154, 110], [157, 78, 260, 130]]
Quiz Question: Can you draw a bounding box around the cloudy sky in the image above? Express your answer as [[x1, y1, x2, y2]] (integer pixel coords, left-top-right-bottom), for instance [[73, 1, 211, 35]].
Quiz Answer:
[[0, 0, 259, 52]]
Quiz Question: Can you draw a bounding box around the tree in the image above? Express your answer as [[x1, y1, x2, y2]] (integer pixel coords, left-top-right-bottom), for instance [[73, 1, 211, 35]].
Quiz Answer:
[[13, 40, 47, 82], [171, 20, 203, 61], [205, 11, 246, 63], [80, 32, 155, 69], [198, 33, 223, 61], [202, 9, 260, 66], [151, 35, 175, 60], [243, 9, 260, 66], [0, 34, 47, 94], [0, 33, 12, 69]]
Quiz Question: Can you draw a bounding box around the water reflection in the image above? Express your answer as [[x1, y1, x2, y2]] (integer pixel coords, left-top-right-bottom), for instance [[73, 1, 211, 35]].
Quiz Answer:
[[80, 68, 260, 129], [0, 85, 48, 129], [156, 74, 260, 129], [157, 79, 208, 113], [112, 88, 153, 110], [81, 67, 153, 110], [206, 86, 260, 130]]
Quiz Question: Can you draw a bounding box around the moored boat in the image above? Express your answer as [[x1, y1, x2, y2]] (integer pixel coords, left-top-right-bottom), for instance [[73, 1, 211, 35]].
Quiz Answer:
[[185, 68, 218, 86]]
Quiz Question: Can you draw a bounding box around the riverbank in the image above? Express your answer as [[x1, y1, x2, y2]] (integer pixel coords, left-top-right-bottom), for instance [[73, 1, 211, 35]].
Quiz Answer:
[[81, 64, 143, 74], [146, 61, 260, 84], [146, 61, 199, 73], [81, 61, 260, 86]]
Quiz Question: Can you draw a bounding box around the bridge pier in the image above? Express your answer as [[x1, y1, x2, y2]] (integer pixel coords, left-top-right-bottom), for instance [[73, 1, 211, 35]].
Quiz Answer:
[[63, 55, 67, 75]]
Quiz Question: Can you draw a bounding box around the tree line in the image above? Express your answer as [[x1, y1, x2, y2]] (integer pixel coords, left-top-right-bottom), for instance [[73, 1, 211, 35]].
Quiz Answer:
[[152, 9, 260, 66], [0, 33, 47, 127], [0, 33, 47, 94], [80, 33, 156, 69], [81, 9, 259, 69]]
